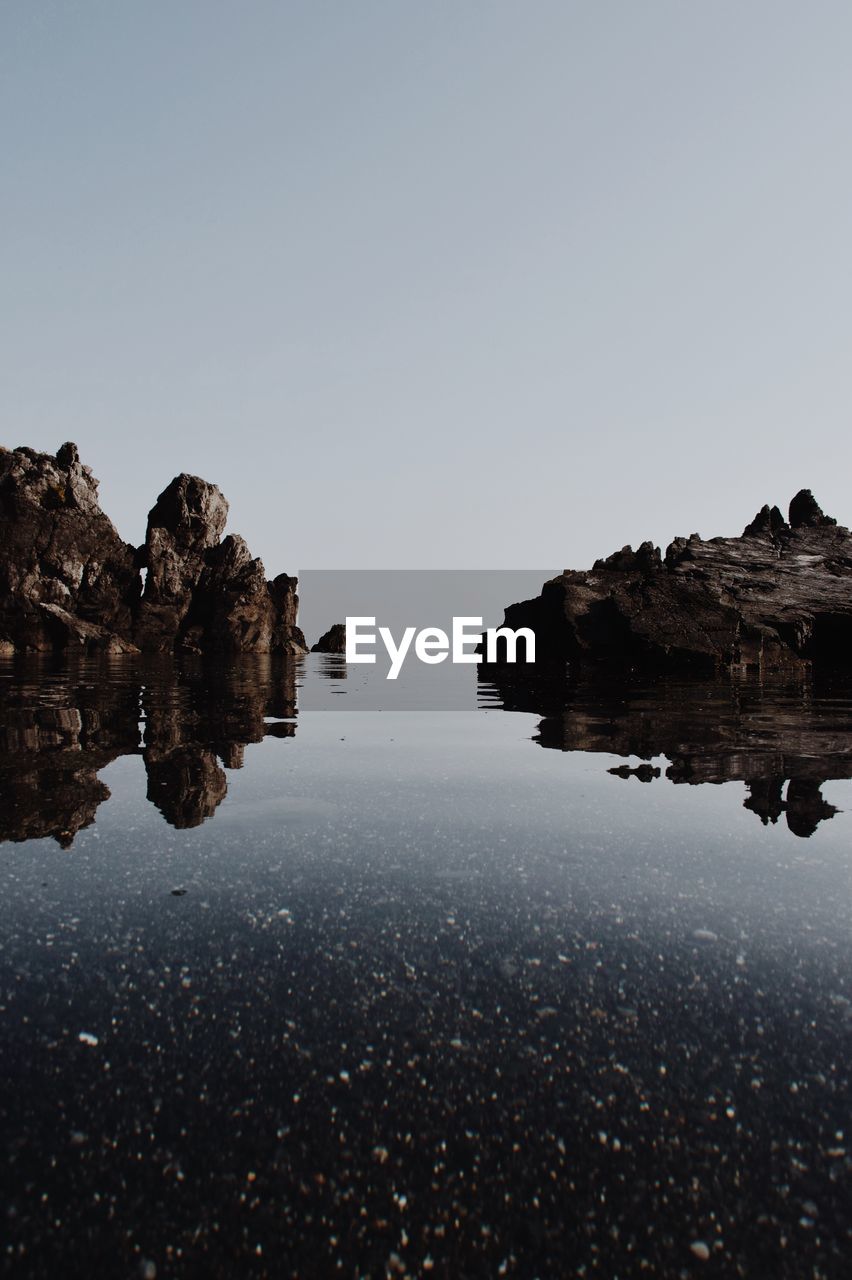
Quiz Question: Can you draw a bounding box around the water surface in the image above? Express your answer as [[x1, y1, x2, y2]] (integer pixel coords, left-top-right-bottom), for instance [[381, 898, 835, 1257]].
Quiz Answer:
[[2, 657, 852, 1277]]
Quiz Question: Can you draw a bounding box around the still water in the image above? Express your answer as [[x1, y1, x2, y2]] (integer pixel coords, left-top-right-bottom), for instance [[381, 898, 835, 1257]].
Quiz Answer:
[[2, 656, 852, 1277]]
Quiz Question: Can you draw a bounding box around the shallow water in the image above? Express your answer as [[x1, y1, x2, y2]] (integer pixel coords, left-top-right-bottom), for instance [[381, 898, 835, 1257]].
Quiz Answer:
[[3, 657, 852, 1277]]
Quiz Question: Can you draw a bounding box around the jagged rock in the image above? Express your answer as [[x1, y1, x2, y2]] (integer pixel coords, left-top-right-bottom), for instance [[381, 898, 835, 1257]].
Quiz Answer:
[[490, 492, 852, 673], [311, 623, 347, 653], [268, 574, 305, 654], [135, 473, 228, 650], [742, 504, 787, 538], [592, 541, 662, 574], [135, 474, 306, 654], [0, 443, 306, 655], [0, 443, 139, 652], [37, 603, 138, 653], [789, 487, 837, 529]]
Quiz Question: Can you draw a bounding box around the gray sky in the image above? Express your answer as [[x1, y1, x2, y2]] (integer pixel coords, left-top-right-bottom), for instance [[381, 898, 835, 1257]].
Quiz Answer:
[[3, 1, 852, 576]]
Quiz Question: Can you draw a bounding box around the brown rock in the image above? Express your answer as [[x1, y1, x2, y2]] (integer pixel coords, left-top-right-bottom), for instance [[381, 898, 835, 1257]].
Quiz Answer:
[[0, 443, 306, 656], [0, 443, 139, 652], [135, 473, 229, 651], [490, 492, 852, 673], [135, 474, 306, 654]]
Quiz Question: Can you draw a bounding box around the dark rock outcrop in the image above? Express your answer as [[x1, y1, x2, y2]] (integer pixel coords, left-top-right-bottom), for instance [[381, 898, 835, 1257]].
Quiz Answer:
[[311, 623, 347, 653], [0, 442, 140, 653], [788, 488, 836, 530], [135, 472, 306, 654], [0, 444, 307, 655], [134, 473, 228, 651], [489, 490, 852, 674], [742, 504, 786, 538]]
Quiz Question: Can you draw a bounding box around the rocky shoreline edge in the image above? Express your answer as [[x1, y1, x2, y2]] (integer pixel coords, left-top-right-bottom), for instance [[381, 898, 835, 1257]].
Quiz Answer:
[[0, 442, 306, 656]]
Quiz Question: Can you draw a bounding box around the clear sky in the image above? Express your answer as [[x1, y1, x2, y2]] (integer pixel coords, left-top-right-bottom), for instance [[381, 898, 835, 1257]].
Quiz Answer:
[[3, 1, 852, 575]]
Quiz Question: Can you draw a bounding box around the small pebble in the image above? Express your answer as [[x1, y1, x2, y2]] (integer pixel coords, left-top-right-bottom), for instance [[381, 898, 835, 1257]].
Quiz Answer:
[[690, 1241, 711, 1261]]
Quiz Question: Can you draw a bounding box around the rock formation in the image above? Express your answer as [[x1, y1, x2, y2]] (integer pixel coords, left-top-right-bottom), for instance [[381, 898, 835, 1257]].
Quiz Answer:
[[0, 442, 139, 653], [489, 490, 852, 673], [0, 444, 306, 655], [135, 472, 305, 654], [311, 622, 347, 653]]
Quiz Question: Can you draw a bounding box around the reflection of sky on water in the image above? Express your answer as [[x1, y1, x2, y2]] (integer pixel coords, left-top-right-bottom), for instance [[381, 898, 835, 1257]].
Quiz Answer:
[[3, 660, 852, 1275]]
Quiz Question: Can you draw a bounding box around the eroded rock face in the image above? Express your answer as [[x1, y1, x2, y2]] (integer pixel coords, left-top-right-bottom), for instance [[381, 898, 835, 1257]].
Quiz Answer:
[[491, 490, 852, 673], [0, 444, 306, 655], [134, 473, 229, 651], [0, 443, 140, 652], [135, 474, 306, 654]]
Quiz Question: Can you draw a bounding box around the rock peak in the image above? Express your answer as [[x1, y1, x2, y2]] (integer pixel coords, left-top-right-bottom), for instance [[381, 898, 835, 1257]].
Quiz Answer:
[[145, 473, 229, 550], [55, 441, 80, 469], [742, 504, 787, 538], [789, 489, 836, 529]]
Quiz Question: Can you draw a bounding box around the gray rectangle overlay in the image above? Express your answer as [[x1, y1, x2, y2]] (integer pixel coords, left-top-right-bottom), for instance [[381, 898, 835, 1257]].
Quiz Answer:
[[297, 569, 557, 710]]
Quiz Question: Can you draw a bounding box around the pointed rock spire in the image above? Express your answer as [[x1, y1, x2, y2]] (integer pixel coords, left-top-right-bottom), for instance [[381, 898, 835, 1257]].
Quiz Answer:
[[789, 489, 836, 529]]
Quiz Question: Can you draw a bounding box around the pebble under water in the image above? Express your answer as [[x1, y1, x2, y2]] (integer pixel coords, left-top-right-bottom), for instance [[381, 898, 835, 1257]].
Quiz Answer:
[[2, 661, 852, 1277]]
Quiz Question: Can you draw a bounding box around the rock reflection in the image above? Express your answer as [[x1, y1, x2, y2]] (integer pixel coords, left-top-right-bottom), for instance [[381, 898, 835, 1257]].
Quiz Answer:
[[480, 669, 852, 836], [314, 653, 348, 680], [0, 656, 298, 844], [144, 747, 228, 830], [5, 656, 852, 846]]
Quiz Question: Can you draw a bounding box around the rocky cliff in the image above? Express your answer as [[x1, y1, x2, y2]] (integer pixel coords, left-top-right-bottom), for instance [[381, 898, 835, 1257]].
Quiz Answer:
[[491, 490, 852, 673], [0, 443, 307, 655], [0, 442, 139, 653]]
